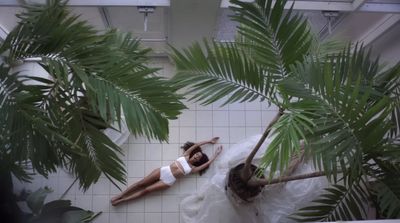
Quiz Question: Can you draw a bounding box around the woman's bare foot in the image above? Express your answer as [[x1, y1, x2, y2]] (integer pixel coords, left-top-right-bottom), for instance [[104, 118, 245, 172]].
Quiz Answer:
[[111, 195, 122, 205], [111, 197, 124, 206]]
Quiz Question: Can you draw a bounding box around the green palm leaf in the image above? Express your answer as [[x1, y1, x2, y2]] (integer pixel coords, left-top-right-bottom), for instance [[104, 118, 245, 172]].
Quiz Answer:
[[373, 64, 400, 138], [230, 0, 312, 74], [259, 108, 315, 178], [374, 177, 400, 218], [367, 159, 400, 218], [275, 45, 393, 183], [65, 114, 126, 189], [171, 41, 272, 106], [292, 181, 369, 221]]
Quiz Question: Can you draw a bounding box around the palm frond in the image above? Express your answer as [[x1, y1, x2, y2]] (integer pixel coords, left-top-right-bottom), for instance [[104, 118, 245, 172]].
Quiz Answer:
[[65, 115, 126, 190], [274, 45, 393, 183], [373, 63, 400, 138], [230, 0, 313, 74], [87, 65, 185, 141], [291, 181, 369, 222], [259, 107, 315, 178], [363, 158, 400, 218], [374, 179, 400, 218], [171, 41, 274, 106], [0, 0, 101, 64], [0, 66, 61, 178], [103, 31, 151, 66]]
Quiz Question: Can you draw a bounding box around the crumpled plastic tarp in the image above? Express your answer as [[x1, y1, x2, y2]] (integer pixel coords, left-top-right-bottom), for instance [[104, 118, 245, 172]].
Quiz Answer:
[[181, 135, 329, 223]]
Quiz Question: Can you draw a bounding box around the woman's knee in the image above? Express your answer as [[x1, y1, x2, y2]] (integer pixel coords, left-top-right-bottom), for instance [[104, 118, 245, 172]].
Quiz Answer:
[[141, 188, 151, 196]]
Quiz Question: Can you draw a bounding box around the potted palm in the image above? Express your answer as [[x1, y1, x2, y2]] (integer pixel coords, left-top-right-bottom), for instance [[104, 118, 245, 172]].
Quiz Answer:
[[171, 0, 400, 221], [0, 0, 185, 221]]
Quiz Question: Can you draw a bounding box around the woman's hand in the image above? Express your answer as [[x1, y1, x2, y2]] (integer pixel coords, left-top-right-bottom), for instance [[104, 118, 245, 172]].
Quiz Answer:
[[214, 146, 223, 156], [210, 137, 219, 144]]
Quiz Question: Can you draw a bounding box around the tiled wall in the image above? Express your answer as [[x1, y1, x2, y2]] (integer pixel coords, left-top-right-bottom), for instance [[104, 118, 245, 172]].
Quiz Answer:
[[13, 58, 278, 223]]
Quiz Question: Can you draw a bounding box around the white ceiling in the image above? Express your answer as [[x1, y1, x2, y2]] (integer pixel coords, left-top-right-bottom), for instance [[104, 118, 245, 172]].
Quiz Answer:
[[0, 0, 399, 58]]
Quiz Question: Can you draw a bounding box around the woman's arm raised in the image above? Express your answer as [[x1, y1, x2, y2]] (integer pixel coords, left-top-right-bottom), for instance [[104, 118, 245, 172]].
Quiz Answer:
[[183, 137, 219, 156], [191, 146, 223, 173]]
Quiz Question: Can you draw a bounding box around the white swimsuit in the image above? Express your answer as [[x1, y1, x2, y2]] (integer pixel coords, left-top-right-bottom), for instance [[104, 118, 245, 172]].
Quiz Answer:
[[160, 166, 176, 186], [159, 157, 192, 186], [176, 157, 192, 175]]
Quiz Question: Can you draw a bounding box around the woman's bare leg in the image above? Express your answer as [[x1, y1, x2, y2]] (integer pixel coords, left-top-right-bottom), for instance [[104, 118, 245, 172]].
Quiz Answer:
[[113, 181, 169, 206], [111, 168, 161, 204]]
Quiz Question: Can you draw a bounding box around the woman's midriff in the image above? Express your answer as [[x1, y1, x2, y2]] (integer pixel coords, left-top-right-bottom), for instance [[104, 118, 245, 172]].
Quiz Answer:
[[169, 162, 185, 178]]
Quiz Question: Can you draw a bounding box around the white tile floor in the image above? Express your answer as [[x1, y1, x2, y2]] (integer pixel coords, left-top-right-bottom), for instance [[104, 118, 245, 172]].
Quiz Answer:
[[12, 58, 279, 223]]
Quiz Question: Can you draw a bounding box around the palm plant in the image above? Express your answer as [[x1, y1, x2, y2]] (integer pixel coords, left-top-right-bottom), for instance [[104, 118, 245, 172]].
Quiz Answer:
[[170, 0, 400, 221], [20, 187, 100, 223], [0, 0, 185, 192]]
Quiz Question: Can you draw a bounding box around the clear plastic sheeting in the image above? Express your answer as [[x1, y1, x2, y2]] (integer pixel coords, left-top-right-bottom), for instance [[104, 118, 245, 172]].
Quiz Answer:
[[181, 135, 329, 223]]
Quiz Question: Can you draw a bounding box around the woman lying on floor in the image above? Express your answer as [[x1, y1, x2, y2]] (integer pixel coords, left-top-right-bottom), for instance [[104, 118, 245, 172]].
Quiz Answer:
[[111, 137, 222, 206]]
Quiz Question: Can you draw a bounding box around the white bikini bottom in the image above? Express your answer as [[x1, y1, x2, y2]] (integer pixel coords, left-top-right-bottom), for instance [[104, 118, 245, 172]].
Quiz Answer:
[[160, 166, 176, 186]]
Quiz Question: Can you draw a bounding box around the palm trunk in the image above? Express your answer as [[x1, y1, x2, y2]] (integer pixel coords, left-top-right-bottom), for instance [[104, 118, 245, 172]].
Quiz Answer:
[[247, 171, 326, 187], [239, 108, 284, 182]]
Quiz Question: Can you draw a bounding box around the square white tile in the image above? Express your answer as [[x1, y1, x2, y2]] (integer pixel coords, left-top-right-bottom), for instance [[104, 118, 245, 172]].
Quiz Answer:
[[213, 111, 229, 127], [145, 161, 162, 175], [229, 111, 246, 126], [162, 195, 180, 212], [128, 144, 145, 161], [196, 111, 213, 127], [92, 195, 110, 212], [245, 111, 262, 126], [145, 213, 162, 223], [168, 127, 180, 143], [162, 144, 179, 160], [93, 178, 110, 195], [179, 127, 196, 143], [127, 199, 145, 212], [179, 178, 197, 194], [74, 195, 93, 210], [109, 212, 127, 223], [162, 212, 179, 223], [127, 213, 144, 223], [179, 110, 196, 126], [145, 144, 162, 161], [145, 195, 162, 212], [128, 161, 145, 178], [229, 127, 246, 143], [262, 110, 278, 125], [196, 127, 213, 141]]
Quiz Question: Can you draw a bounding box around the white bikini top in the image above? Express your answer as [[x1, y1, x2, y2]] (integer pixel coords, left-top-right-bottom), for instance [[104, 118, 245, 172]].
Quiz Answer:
[[176, 157, 192, 175]]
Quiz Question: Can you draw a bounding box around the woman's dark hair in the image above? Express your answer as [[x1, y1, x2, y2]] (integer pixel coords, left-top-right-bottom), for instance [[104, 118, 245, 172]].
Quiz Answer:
[[181, 142, 209, 176]]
